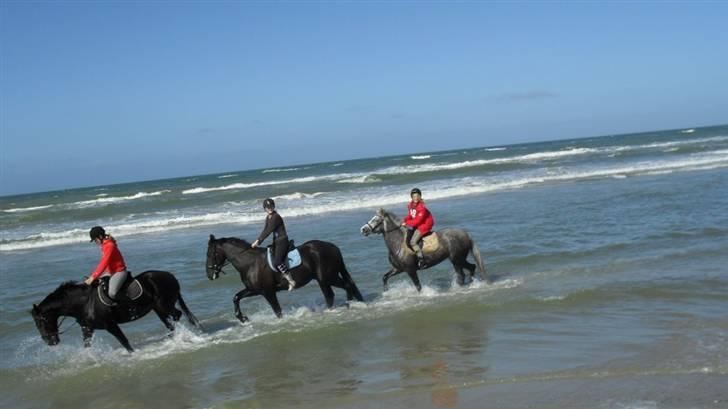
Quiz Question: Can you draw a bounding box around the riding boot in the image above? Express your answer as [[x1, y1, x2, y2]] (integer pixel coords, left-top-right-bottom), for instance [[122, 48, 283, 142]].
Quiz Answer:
[[278, 263, 296, 291], [416, 250, 427, 269]]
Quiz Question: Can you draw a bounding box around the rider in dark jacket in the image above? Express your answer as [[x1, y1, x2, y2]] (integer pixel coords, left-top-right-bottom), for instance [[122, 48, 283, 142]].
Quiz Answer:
[[252, 198, 296, 290]]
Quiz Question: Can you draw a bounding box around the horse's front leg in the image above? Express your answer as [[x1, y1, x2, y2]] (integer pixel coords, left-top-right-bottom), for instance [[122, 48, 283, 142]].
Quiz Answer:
[[82, 326, 94, 348], [106, 322, 133, 353], [233, 288, 256, 323], [262, 290, 283, 318], [382, 267, 403, 291]]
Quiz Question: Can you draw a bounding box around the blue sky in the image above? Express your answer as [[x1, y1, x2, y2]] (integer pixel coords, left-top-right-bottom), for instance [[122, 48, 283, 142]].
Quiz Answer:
[[1, 2, 727, 196]]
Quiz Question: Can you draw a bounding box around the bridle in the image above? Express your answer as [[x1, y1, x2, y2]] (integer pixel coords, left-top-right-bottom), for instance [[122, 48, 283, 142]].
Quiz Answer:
[[34, 312, 77, 337], [207, 243, 230, 275], [366, 214, 401, 234]]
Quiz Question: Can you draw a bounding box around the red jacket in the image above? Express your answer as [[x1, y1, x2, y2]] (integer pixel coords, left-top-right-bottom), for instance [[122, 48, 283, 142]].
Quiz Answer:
[[404, 200, 434, 234], [91, 239, 127, 281]]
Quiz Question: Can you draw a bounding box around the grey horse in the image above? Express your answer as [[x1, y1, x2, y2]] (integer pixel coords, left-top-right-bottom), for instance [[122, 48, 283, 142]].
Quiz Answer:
[[361, 208, 487, 291]]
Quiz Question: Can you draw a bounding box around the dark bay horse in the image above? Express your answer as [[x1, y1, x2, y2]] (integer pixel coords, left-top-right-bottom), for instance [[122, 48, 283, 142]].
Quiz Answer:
[[361, 208, 487, 291], [206, 235, 364, 323], [31, 270, 201, 353]]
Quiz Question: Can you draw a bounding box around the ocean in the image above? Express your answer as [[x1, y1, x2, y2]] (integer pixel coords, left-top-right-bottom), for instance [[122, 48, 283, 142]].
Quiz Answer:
[[1, 125, 727, 408]]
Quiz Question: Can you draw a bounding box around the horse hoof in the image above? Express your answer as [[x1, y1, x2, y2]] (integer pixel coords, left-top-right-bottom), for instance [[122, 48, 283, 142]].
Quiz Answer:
[[236, 314, 249, 323]]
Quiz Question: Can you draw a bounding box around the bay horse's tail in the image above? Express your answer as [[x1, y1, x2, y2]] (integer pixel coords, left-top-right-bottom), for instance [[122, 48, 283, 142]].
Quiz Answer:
[[339, 266, 364, 302], [177, 294, 203, 330], [470, 237, 487, 281]]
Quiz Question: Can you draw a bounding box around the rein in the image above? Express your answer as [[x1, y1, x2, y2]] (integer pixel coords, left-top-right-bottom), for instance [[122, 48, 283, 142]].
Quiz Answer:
[[38, 314, 79, 336], [209, 242, 255, 274]]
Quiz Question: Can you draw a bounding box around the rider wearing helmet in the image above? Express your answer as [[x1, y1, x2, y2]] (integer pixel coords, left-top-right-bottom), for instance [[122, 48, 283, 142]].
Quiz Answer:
[[84, 226, 129, 305], [401, 188, 434, 268], [251, 198, 296, 291]]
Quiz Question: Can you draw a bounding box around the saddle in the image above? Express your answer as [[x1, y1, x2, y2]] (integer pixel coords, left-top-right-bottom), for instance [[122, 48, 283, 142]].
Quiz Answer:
[[97, 273, 144, 307], [403, 231, 440, 255], [266, 240, 302, 272]]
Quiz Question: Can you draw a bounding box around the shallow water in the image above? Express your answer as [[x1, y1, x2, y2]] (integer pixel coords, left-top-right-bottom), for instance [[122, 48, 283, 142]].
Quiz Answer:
[[1, 126, 727, 408]]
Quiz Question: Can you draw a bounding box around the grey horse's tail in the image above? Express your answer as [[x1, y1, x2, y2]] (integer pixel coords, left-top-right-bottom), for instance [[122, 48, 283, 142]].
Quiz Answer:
[[470, 237, 487, 280], [178, 294, 203, 330]]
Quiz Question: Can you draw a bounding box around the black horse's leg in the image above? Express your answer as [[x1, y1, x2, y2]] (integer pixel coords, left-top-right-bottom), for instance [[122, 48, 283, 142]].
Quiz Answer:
[[463, 261, 477, 281], [318, 281, 336, 309], [262, 290, 283, 318], [382, 268, 403, 291], [106, 323, 134, 353], [154, 310, 175, 332], [82, 326, 94, 348], [406, 269, 423, 292], [233, 288, 256, 323]]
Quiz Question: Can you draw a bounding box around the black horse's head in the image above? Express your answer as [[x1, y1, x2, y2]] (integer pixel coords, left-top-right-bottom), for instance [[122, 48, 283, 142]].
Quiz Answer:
[[31, 303, 60, 346], [361, 208, 389, 236], [206, 234, 227, 281]]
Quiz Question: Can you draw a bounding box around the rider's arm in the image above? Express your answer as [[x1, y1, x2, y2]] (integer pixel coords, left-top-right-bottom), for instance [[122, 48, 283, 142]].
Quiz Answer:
[[257, 214, 281, 243], [90, 243, 112, 281], [403, 206, 412, 223]]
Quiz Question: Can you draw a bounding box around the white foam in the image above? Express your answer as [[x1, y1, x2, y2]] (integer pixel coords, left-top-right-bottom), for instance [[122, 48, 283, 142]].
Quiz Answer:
[[3, 151, 727, 251], [272, 192, 325, 201], [182, 173, 357, 194], [484, 147, 507, 151], [337, 175, 381, 184], [15, 277, 521, 377], [262, 167, 308, 173], [217, 174, 238, 179], [72, 190, 171, 207], [411, 155, 431, 160], [2, 204, 54, 213], [681, 129, 695, 133]]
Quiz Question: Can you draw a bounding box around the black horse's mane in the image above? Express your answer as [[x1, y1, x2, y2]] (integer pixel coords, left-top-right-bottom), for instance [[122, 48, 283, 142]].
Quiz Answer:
[[221, 237, 252, 248], [39, 280, 86, 306]]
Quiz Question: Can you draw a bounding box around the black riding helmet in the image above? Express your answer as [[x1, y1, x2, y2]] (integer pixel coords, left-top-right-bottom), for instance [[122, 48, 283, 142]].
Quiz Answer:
[[263, 198, 275, 210], [89, 226, 105, 242], [410, 188, 422, 197]]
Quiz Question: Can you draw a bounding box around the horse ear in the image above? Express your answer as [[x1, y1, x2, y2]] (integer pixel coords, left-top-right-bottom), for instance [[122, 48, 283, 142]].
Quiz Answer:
[[378, 208, 385, 215], [209, 234, 215, 242], [32, 304, 38, 312]]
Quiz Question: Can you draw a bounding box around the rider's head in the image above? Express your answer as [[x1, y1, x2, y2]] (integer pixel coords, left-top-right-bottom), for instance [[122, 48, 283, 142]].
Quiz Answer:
[[410, 188, 422, 203], [263, 198, 276, 213], [89, 226, 106, 244]]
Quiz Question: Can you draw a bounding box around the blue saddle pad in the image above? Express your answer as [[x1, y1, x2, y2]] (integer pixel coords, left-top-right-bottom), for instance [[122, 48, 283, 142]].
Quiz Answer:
[[266, 247, 302, 272]]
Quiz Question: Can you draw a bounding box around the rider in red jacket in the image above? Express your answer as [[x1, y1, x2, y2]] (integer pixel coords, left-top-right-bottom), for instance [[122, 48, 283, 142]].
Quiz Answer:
[[402, 188, 434, 268], [84, 226, 129, 304]]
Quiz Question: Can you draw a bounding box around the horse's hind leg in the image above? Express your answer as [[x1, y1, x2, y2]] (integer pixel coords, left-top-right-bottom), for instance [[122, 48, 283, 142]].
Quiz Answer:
[[82, 326, 94, 348], [452, 264, 466, 286], [154, 309, 175, 332], [318, 281, 336, 309]]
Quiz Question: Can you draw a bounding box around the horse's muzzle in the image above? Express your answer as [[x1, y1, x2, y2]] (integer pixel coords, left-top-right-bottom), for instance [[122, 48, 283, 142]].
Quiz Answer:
[[360, 225, 371, 236], [207, 270, 219, 281]]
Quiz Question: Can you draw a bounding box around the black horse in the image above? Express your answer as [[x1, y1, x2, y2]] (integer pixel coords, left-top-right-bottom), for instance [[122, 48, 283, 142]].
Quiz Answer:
[[361, 208, 487, 291], [206, 235, 364, 323], [31, 270, 201, 353]]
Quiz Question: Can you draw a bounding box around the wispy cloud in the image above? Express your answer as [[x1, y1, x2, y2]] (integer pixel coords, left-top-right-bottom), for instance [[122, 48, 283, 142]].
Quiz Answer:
[[495, 91, 558, 102]]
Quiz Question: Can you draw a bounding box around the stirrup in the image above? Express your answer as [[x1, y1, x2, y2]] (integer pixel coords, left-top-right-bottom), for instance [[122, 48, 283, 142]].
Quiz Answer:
[[283, 273, 296, 291]]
